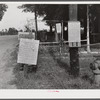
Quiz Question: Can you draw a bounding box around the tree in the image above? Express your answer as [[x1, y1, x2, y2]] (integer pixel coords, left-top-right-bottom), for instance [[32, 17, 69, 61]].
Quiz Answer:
[[0, 4, 8, 21], [24, 25, 31, 32], [18, 4, 63, 33], [18, 4, 100, 42], [8, 27, 18, 35], [18, 4, 41, 39]]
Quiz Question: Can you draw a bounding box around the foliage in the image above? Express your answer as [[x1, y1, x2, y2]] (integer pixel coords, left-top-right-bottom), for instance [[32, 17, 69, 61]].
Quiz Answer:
[[89, 5, 100, 33], [0, 4, 8, 21], [18, 4, 68, 23], [0, 27, 18, 35], [8, 28, 18, 35], [18, 4, 46, 16], [18, 4, 100, 41]]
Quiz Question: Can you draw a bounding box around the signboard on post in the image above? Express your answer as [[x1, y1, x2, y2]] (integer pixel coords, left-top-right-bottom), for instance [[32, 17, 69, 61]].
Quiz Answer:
[[18, 32, 35, 40], [17, 38, 39, 65], [56, 23, 61, 33], [68, 21, 81, 47]]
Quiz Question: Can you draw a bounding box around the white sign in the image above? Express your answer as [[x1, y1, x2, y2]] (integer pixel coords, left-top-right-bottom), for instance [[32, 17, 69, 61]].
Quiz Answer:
[[68, 21, 81, 47], [17, 39, 39, 65], [18, 32, 35, 40], [56, 23, 61, 33]]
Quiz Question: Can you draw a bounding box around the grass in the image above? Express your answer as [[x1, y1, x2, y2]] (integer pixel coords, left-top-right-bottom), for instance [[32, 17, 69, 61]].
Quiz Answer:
[[9, 45, 100, 89]]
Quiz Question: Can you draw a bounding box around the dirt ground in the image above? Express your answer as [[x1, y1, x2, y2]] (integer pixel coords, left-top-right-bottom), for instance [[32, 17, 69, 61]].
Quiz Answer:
[[0, 35, 18, 89]]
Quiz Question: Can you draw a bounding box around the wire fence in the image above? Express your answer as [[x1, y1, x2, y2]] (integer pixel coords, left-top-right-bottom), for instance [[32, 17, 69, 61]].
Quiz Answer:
[[39, 37, 100, 63], [22, 19, 100, 58]]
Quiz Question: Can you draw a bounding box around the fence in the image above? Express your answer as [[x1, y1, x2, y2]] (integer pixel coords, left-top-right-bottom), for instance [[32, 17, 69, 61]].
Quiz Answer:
[[25, 19, 100, 55]]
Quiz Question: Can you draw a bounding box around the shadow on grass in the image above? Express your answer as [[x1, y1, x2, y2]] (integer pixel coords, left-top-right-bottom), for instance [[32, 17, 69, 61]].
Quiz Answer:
[[48, 47, 97, 89], [81, 74, 94, 84], [48, 48, 70, 73]]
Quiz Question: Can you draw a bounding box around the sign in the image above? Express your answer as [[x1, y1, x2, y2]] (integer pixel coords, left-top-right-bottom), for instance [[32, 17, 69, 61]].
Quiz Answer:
[[56, 23, 61, 33], [18, 32, 35, 40], [68, 21, 81, 47], [17, 38, 39, 65]]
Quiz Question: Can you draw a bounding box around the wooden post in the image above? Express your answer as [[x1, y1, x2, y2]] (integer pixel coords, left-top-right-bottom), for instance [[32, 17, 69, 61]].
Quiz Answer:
[[87, 5, 91, 53], [69, 5, 79, 77], [35, 9, 38, 40], [69, 5, 77, 21], [55, 25, 58, 42], [60, 21, 64, 54], [61, 21, 64, 41]]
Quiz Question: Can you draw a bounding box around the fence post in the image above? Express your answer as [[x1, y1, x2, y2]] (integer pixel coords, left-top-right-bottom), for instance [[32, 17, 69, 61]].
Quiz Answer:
[[69, 5, 80, 77], [35, 9, 38, 40], [61, 20, 64, 41], [87, 5, 91, 53]]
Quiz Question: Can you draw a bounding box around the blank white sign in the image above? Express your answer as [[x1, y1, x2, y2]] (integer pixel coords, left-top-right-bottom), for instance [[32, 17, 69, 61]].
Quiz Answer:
[[17, 39, 39, 65], [56, 23, 61, 33], [68, 21, 81, 42]]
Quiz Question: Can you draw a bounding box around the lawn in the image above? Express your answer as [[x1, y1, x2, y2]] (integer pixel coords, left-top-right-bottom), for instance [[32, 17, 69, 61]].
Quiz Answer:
[[10, 44, 100, 89]]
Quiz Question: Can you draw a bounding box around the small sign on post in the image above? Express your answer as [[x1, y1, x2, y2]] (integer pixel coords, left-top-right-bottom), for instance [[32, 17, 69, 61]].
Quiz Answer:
[[17, 38, 39, 65], [56, 23, 61, 33], [18, 32, 35, 40], [68, 21, 81, 47]]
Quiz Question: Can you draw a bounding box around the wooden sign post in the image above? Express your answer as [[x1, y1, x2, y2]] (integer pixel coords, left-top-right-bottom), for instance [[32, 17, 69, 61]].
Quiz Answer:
[[17, 38, 39, 65], [56, 23, 61, 33], [69, 5, 80, 77]]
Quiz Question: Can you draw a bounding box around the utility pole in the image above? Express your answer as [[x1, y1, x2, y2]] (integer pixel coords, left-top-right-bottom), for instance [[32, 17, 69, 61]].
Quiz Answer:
[[87, 5, 91, 53], [69, 5, 80, 77]]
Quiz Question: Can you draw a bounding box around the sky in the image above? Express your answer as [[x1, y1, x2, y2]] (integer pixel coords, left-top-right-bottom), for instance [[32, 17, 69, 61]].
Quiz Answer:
[[0, 3, 49, 31]]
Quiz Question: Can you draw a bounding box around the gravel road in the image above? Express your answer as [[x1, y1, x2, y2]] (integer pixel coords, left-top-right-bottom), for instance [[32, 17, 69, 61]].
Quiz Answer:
[[0, 35, 18, 89]]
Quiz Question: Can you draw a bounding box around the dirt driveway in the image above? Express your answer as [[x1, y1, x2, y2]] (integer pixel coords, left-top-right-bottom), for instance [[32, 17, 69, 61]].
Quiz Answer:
[[0, 35, 18, 89]]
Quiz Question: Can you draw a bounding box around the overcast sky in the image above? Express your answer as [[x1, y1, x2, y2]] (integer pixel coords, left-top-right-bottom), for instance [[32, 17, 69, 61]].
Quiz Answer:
[[0, 3, 49, 31]]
